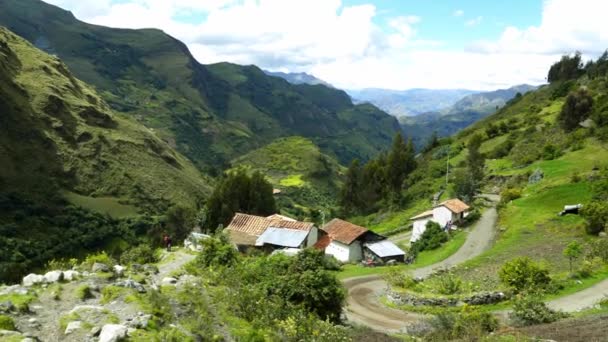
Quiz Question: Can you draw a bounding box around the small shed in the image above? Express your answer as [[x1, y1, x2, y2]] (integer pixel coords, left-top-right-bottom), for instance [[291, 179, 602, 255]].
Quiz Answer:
[[364, 240, 406, 263], [319, 219, 383, 263]]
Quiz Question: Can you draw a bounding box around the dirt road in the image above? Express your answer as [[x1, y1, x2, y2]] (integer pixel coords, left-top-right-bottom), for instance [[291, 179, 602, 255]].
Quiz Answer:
[[548, 278, 608, 312], [343, 198, 499, 333]]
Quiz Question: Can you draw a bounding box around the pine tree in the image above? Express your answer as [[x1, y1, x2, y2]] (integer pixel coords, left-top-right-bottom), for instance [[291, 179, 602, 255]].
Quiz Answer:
[[386, 132, 416, 198], [340, 159, 363, 214]]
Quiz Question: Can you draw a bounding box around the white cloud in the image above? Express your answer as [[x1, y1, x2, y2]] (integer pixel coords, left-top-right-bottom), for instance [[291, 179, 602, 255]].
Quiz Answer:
[[470, 0, 608, 55], [39, 0, 606, 90], [465, 16, 483, 27]]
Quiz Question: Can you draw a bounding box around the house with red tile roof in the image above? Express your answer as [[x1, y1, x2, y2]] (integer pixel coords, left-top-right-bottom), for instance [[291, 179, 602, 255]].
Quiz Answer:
[[410, 198, 470, 242], [316, 218, 391, 262], [225, 213, 317, 250]]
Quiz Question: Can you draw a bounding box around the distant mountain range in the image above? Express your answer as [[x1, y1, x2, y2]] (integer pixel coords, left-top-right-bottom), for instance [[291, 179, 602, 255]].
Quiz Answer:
[[401, 84, 538, 148], [346, 88, 479, 117], [263, 70, 333, 87]]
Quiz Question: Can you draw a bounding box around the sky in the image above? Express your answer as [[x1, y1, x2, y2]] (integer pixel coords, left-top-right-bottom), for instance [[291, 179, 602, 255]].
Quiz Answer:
[[44, 0, 608, 90]]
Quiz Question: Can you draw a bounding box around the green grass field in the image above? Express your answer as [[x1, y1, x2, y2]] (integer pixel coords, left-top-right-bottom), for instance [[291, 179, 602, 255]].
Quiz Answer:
[[64, 192, 139, 218]]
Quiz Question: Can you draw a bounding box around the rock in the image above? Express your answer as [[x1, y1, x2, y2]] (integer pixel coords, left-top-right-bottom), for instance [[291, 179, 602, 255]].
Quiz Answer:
[[63, 270, 80, 281], [88, 283, 101, 292], [92, 263, 110, 273], [176, 275, 199, 287], [22, 274, 45, 287], [65, 321, 82, 334], [99, 324, 127, 342], [130, 264, 143, 272], [113, 265, 126, 277], [599, 231, 607, 237], [0, 301, 14, 313], [90, 326, 101, 337], [114, 279, 146, 293], [126, 313, 152, 329], [21, 338, 36, 342], [0, 330, 22, 338], [161, 277, 178, 286], [143, 264, 158, 275], [69, 305, 105, 314], [127, 328, 137, 336], [528, 168, 544, 184], [43, 270, 64, 283], [0, 285, 26, 296]]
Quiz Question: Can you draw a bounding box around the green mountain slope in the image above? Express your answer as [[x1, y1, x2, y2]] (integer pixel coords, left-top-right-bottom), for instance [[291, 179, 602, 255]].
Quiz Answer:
[[0, 0, 400, 168], [0, 26, 213, 280], [231, 136, 344, 218]]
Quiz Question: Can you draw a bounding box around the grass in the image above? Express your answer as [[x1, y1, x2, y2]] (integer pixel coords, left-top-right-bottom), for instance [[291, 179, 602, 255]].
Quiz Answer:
[[337, 231, 467, 279], [0, 293, 35, 313], [75, 284, 94, 301], [64, 191, 139, 218], [279, 174, 305, 187], [0, 314, 15, 331]]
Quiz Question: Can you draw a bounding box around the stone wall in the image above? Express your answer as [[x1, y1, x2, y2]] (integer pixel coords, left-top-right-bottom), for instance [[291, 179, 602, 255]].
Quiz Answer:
[[387, 289, 508, 307]]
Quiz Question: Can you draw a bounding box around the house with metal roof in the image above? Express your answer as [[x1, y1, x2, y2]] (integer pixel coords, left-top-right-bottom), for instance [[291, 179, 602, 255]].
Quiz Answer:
[[364, 240, 406, 263], [410, 198, 470, 242], [225, 213, 317, 251], [316, 219, 383, 262]]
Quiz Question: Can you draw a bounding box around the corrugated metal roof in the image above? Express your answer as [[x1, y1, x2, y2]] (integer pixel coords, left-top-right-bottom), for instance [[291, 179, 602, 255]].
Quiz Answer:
[[364, 240, 406, 258], [322, 219, 368, 245], [255, 227, 309, 248], [410, 210, 434, 220], [436, 199, 470, 214]]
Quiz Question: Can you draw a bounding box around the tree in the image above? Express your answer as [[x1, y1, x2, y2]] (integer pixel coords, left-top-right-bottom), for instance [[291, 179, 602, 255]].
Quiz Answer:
[[386, 132, 416, 199], [165, 205, 196, 242], [499, 257, 552, 293], [558, 88, 593, 131], [205, 169, 276, 231], [563, 241, 583, 274], [339, 159, 364, 214], [454, 134, 485, 202], [547, 52, 584, 83], [580, 201, 608, 235]]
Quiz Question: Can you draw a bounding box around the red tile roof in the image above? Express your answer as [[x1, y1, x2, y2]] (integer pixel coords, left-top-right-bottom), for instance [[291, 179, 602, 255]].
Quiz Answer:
[[313, 234, 331, 250], [225, 213, 314, 243], [437, 199, 470, 214], [322, 219, 368, 245]]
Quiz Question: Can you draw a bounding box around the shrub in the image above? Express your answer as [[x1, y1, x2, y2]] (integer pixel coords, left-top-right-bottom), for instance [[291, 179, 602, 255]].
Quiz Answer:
[[101, 285, 125, 304], [558, 88, 593, 131], [499, 257, 552, 293], [500, 188, 522, 206], [436, 273, 463, 295], [511, 295, 568, 326], [0, 314, 15, 331], [194, 233, 239, 269], [571, 172, 582, 183], [384, 269, 417, 289], [462, 209, 481, 227], [410, 221, 448, 255], [578, 257, 603, 278], [426, 306, 498, 340], [83, 251, 114, 269], [542, 144, 562, 160], [75, 284, 94, 301], [46, 258, 78, 271], [120, 244, 157, 265], [580, 201, 608, 235], [587, 238, 608, 262]]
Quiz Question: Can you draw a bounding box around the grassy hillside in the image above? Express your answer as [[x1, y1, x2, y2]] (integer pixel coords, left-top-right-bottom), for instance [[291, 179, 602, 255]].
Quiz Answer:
[[0, 27, 211, 281], [0, 0, 400, 169], [231, 136, 344, 218]]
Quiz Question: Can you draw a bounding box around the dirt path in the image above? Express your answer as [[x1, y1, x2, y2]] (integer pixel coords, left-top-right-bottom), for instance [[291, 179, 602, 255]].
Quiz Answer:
[[547, 279, 608, 312], [343, 197, 499, 333], [154, 249, 196, 284]]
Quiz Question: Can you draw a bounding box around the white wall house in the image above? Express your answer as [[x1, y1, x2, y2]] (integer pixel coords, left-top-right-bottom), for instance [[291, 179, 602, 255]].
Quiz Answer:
[[325, 239, 363, 263], [318, 219, 372, 263], [410, 199, 470, 243]]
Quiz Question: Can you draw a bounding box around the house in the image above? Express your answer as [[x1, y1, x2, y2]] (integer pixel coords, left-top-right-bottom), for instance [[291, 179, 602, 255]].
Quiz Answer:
[[364, 240, 406, 263], [225, 213, 317, 251], [316, 219, 383, 262], [410, 198, 470, 242]]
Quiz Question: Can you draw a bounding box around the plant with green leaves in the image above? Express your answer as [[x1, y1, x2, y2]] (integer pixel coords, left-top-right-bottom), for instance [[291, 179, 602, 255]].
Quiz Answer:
[[563, 241, 583, 274], [499, 257, 552, 293], [510, 294, 568, 326], [581, 201, 608, 235]]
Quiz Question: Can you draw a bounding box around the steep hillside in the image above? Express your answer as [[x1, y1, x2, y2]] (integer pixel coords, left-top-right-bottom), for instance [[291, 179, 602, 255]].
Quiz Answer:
[[401, 84, 537, 148], [0, 27, 210, 280], [263, 70, 333, 87], [348, 88, 478, 117], [0, 0, 400, 168], [231, 136, 344, 218]]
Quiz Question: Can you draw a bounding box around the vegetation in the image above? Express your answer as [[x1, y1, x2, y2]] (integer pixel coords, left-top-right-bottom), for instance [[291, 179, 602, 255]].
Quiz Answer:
[[511, 295, 568, 326], [410, 221, 449, 256], [558, 88, 593, 131], [563, 241, 583, 274], [499, 257, 552, 294], [0, 314, 15, 331], [205, 170, 276, 231], [454, 134, 485, 202], [580, 201, 608, 235], [423, 306, 499, 341]]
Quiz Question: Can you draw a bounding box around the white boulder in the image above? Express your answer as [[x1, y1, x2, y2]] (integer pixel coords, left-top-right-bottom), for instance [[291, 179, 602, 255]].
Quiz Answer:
[[44, 270, 64, 283], [63, 270, 80, 281], [65, 321, 82, 335], [92, 263, 110, 273], [22, 274, 45, 287], [99, 324, 127, 342], [113, 265, 126, 277], [161, 277, 177, 286]]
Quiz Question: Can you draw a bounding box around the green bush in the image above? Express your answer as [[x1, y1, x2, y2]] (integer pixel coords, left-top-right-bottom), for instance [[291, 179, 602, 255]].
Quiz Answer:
[[0, 314, 15, 331], [499, 257, 552, 293], [384, 269, 417, 289], [75, 284, 94, 301], [194, 233, 239, 269], [542, 143, 562, 160], [558, 88, 593, 131], [587, 238, 608, 262], [100, 285, 125, 304], [581, 201, 608, 235], [410, 221, 448, 255], [436, 273, 463, 295], [83, 251, 114, 269], [500, 188, 522, 207], [426, 306, 499, 340], [510, 295, 568, 326], [120, 244, 157, 265]]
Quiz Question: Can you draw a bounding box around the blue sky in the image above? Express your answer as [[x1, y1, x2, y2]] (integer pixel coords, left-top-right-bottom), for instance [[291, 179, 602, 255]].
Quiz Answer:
[[45, 0, 608, 90]]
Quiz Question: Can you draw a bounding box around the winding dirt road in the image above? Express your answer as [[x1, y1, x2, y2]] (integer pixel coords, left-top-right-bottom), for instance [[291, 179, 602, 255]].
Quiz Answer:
[[343, 196, 500, 333]]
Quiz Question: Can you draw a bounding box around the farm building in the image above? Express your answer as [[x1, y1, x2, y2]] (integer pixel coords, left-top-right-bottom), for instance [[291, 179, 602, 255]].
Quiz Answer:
[[364, 240, 406, 263], [410, 198, 470, 243], [225, 213, 317, 251], [316, 219, 385, 262]]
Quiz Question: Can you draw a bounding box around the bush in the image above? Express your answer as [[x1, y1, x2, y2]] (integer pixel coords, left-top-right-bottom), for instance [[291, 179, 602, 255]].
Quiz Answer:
[[120, 244, 158, 265], [101, 285, 125, 304], [558, 88, 593, 131], [462, 209, 481, 227], [542, 144, 562, 160], [436, 273, 463, 295], [0, 314, 15, 331], [499, 257, 552, 293], [500, 188, 522, 207], [587, 238, 608, 262], [75, 284, 94, 301], [83, 251, 114, 269], [384, 269, 417, 289], [194, 233, 239, 269], [580, 201, 608, 235], [426, 306, 499, 340], [410, 221, 448, 255], [511, 295, 568, 326]]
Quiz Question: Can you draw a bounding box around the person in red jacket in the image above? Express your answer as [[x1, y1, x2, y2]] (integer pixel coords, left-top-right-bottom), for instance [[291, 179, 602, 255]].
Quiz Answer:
[[163, 234, 172, 252]]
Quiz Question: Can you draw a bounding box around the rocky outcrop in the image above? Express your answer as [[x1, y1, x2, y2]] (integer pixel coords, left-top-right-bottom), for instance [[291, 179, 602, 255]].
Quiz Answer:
[[114, 280, 146, 293], [22, 274, 45, 287], [99, 324, 127, 342], [113, 265, 126, 277], [64, 320, 82, 334], [43, 270, 63, 283], [387, 290, 507, 307], [92, 263, 110, 273], [528, 168, 544, 184]]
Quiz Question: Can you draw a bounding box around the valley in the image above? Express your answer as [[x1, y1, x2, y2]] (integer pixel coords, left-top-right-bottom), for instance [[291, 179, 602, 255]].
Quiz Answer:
[[1, 0, 608, 341]]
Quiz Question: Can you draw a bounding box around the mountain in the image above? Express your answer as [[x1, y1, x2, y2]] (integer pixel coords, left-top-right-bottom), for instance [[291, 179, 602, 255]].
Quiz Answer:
[[347, 88, 479, 117], [0, 26, 214, 280], [0, 0, 400, 169], [401, 84, 537, 148], [263, 70, 333, 87], [230, 136, 344, 217]]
